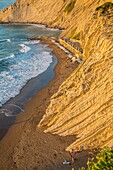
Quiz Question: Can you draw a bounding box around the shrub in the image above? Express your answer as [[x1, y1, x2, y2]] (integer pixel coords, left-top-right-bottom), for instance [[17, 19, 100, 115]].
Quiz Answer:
[[96, 2, 113, 12], [73, 32, 81, 40], [64, 0, 76, 14], [81, 147, 113, 170]]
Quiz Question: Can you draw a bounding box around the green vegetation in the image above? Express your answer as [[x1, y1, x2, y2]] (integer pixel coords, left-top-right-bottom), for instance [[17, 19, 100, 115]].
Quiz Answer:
[[97, 0, 103, 4], [96, 2, 113, 14], [64, 0, 76, 14], [69, 27, 77, 38], [81, 147, 113, 170], [73, 32, 81, 40], [69, 28, 81, 40]]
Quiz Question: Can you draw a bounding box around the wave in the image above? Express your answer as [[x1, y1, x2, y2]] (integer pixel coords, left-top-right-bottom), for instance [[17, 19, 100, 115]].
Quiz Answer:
[[7, 39, 11, 42], [0, 46, 53, 108], [0, 39, 11, 43], [33, 24, 46, 29], [0, 54, 15, 62], [24, 40, 40, 45], [46, 27, 60, 31], [19, 44, 31, 53]]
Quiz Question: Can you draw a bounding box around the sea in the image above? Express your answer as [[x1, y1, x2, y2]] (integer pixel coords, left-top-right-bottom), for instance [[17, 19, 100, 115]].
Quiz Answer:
[[0, 1, 61, 117]]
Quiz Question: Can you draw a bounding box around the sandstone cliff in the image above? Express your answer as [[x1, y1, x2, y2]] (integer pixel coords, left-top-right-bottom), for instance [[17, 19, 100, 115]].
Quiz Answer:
[[0, 0, 113, 150], [0, 0, 112, 34], [38, 1, 113, 150]]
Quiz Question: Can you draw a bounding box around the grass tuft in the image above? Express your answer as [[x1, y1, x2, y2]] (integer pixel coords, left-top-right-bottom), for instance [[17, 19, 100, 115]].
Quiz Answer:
[[64, 0, 76, 14]]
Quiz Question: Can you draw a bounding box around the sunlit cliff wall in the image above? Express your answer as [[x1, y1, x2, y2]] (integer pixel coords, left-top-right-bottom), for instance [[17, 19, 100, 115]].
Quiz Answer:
[[38, 1, 113, 150]]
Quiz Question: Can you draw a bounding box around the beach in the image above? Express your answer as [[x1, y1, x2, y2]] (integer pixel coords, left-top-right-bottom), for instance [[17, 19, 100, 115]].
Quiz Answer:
[[0, 37, 76, 169], [0, 38, 92, 170]]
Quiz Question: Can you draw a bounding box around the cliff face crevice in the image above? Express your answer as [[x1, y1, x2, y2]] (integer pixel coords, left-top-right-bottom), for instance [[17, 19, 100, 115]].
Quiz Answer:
[[0, 0, 113, 150], [38, 2, 113, 150]]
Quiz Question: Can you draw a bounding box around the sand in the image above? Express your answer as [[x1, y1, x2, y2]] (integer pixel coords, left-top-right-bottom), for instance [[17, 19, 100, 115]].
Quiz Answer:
[[0, 38, 93, 170]]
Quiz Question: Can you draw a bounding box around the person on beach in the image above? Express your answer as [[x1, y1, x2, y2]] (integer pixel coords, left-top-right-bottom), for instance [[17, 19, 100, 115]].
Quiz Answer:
[[69, 149, 76, 163]]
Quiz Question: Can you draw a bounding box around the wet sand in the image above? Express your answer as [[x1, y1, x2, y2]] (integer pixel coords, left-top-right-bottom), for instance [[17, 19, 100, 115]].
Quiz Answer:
[[0, 48, 57, 140], [0, 38, 91, 170]]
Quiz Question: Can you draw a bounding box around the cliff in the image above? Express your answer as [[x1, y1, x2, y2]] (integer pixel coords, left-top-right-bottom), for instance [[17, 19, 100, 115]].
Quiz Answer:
[[0, 0, 113, 150], [0, 0, 112, 35], [38, 1, 113, 150]]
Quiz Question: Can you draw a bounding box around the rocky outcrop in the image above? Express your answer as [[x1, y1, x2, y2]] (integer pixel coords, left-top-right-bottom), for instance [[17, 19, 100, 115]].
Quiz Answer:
[[0, 0, 65, 26], [0, 0, 112, 35], [0, 0, 113, 150]]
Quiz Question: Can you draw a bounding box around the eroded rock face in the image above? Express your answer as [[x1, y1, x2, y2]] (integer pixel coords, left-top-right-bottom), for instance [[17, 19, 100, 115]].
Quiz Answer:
[[0, 0, 112, 34], [0, 0, 64, 25], [38, 2, 113, 150], [0, 0, 113, 150]]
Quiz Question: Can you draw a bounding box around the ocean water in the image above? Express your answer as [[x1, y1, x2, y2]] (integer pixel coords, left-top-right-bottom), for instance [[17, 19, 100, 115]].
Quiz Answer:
[[0, 2, 61, 110]]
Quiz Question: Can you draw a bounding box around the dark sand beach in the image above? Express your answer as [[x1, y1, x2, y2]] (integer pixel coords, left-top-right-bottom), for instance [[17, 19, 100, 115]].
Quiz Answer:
[[0, 38, 93, 170], [0, 42, 58, 140]]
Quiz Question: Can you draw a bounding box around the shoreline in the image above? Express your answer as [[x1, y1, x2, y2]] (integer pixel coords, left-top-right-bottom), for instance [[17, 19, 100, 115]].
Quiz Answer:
[[0, 38, 58, 140], [0, 22, 64, 31], [0, 37, 79, 170]]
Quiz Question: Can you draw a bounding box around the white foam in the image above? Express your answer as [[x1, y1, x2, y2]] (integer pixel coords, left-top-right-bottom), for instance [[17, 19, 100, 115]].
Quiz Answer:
[[7, 39, 11, 42], [19, 44, 31, 53], [24, 40, 40, 45], [0, 46, 53, 107], [3, 104, 24, 117], [0, 39, 11, 42], [0, 54, 15, 61], [33, 24, 46, 29], [46, 27, 59, 31]]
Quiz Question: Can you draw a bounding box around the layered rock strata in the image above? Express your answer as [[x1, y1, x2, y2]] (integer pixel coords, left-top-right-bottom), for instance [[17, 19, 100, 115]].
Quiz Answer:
[[38, 2, 113, 150]]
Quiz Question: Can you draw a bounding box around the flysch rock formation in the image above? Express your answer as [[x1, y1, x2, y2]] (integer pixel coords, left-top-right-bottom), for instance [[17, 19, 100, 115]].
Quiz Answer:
[[38, 1, 113, 150], [0, 0, 113, 150]]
